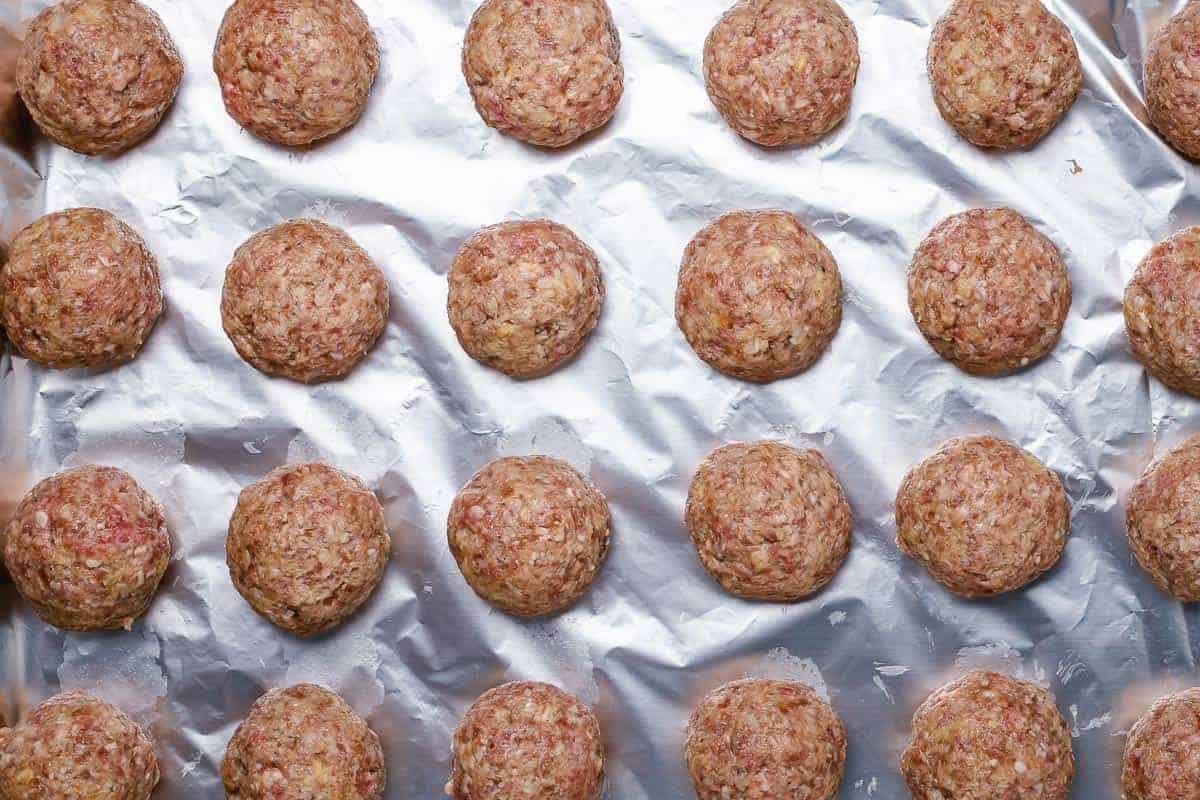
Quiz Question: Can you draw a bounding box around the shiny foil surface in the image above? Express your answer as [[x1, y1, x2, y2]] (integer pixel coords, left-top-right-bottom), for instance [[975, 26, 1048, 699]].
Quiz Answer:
[[1, 0, 1198, 797]]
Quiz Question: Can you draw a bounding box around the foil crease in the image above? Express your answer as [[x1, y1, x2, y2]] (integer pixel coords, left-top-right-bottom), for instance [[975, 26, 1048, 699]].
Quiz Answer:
[[0, 0, 1198, 797]]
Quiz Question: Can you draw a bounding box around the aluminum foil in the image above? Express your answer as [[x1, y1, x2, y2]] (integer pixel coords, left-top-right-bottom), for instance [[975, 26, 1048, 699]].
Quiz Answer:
[[1, 0, 1199, 797]]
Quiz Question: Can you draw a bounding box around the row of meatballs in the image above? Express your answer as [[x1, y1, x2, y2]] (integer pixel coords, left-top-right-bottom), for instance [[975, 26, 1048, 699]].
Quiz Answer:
[[2, 669, 1197, 799], [16, 0, 1200, 162], [2, 428, 1197, 638], [3, 204, 1199, 393]]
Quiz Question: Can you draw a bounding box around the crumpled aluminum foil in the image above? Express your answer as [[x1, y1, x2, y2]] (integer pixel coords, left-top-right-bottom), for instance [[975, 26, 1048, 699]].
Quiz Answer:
[[1, 0, 1198, 797]]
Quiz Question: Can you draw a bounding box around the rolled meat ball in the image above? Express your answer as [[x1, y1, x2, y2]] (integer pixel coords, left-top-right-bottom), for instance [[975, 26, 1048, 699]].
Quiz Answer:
[[703, 0, 860, 147], [446, 681, 604, 800], [0, 691, 159, 800], [3, 465, 170, 631], [226, 462, 390, 635], [220, 219, 389, 383], [16, 0, 183, 155], [462, 0, 624, 147], [447, 456, 610, 616], [685, 678, 846, 800], [895, 435, 1069, 597], [901, 670, 1074, 800], [685, 440, 852, 601], [213, 0, 379, 146], [447, 220, 605, 379], [222, 683, 386, 800], [0, 208, 163, 370], [1126, 435, 1200, 601]]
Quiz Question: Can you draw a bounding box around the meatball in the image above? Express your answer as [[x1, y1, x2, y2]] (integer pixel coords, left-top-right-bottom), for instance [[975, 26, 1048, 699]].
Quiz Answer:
[[446, 681, 604, 800], [447, 456, 610, 616], [447, 220, 605, 379], [1124, 226, 1200, 398], [222, 684, 386, 800], [3, 465, 171, 631], [0, 208, 163, 370], [703, 0, 860, 147], [927, 0, 1081, 149], [462, 0, 624, 148], [901, 670, 1074, 800], [685, 441, 852, 601], [213, 0, 379, 146], [0, 691, 158, 800], [1122, 686, 1200, 800], [685, 678, 846, 800], [676, 209, 842, 382], [1126, 435, 1200, 601], [16, 0, 183, 155], [226, 462, 390, 636], [1145, 2, 1200, 160], [907, 207, 1071, 375], [895, 435, 1069, 597], [220, 219, 390, 383]]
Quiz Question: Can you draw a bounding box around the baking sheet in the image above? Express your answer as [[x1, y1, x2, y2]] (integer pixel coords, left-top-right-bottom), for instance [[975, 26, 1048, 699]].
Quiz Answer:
[[1, 0, 1199, 797]]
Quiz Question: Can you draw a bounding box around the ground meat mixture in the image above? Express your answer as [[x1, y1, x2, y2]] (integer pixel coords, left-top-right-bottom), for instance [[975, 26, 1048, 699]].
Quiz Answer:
[[0, 691, 159, 800], [685, 441, 852, 601], [462, 0, 623, 148], [448, 220, 605, 379], [895, 435, 1069, 598], [16, 0, 183, 155], [0, 208, 163, 370], [221, 219, 389, 383], [685, 678, 846, 800], [901, 670, 1074, 800], [927, 0, 1081, 149], [703, 0, 859, 147], [213, 0, 379, 146], [908, 207, 1071, 375], [676, 209, 842, 382], [447, 456, 610, 616], [446, 681, 604, 800], [1125, 226, 1200, 398], [3, 465, 170, 631], [226, 462, 390, 636], [222, 684, 385, 800], [1126, 435, 1200, 601], [1145, 3, 1200, 160], [1123, 686, 1200, 800]]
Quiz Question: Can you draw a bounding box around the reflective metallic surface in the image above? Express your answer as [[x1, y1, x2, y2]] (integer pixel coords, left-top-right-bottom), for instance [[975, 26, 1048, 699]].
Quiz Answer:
[[1, 1, 1197, 797]]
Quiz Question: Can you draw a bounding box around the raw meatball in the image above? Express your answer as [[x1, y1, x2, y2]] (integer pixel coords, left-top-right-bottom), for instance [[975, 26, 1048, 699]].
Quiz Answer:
[[0, 208, 163, 370], [3, 465, 170, 631], [685, 678, 846, 800], [222, 684, 386, 800], [462, 0, 623, 148], [927, 0, 1081, 149], [1124, 227, 1200, 397], [0, 691, 159, 800], [226, 462, 390, 636], [676, 209, 842, 382], [447, 456, 610, 616], [685, 441, 852, 601], [16, 0, 183, 155], [221, 219, 389, 383], [1126, 435, 1200, 601], [703, 0, 859, 147], [908, 207, 1071, 375], [895, 435, 1069, 597], [1122, 686, 1200, 800], [1145, 3, 1200, 160], [213, 0, 379, 146], [447, 220, 605, 379], [446, 681, 604, 800], [901, 670, 1074, 800]]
